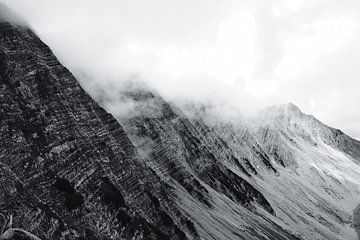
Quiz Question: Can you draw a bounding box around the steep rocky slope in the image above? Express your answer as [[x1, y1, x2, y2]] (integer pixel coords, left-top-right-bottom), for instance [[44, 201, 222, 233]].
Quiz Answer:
[[1, 7, 360, 240], [92, 86, 360, 240], [0, 15, 200, 240]]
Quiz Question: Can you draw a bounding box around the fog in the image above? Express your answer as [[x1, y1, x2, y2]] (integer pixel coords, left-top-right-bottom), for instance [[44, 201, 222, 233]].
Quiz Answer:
[[0, 2, 26, 25], [1, 0, 360, 139]]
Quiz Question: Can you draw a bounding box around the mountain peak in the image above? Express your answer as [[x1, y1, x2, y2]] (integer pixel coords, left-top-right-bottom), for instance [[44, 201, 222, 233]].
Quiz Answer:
[[282, 102, 302, 113], [259, 102, 307, 124]]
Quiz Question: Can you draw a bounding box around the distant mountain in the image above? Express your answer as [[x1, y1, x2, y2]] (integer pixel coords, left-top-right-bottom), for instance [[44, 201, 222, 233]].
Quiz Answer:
[[1, 6, 360, 240]]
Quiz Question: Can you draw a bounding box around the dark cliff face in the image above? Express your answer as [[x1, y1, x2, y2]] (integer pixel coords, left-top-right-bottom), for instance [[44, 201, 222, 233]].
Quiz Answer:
[[0, 20, 197, 240]]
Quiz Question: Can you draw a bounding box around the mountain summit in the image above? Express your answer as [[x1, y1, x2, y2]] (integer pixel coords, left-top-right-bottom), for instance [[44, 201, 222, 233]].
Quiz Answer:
[[1, 6, 360, 240], [258, 102, 360, 162]]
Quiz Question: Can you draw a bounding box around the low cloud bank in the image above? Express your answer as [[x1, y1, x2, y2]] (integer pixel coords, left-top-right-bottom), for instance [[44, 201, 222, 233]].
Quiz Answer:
[[1, 0, 360, 139]]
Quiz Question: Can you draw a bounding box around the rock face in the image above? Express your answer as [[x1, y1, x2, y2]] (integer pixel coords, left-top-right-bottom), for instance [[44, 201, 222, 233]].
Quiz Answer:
[[0, 18, 197, 240], [1, 10, 360, 240]]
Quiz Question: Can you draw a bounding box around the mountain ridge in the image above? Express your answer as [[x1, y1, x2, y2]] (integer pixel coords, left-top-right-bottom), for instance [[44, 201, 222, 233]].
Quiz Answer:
[[1, 6, 360, 240], [87, 81, 360, 239], [254, 102, 360, 162]]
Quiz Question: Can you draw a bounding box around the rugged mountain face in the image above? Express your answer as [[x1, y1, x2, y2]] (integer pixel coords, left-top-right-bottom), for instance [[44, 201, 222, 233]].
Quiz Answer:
[[0, 16, 199, 240], [1, 9, 360, 240], [90, 85, 360, 240]]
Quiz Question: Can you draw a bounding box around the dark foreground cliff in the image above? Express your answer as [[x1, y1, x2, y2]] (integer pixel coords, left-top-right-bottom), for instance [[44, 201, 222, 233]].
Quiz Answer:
[[1, 9, 360, 240], [0, 18, 202, 240]]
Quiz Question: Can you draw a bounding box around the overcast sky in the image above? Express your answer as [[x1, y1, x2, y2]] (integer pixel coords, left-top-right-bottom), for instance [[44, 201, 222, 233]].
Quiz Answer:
[[1, 0, 360, 139]]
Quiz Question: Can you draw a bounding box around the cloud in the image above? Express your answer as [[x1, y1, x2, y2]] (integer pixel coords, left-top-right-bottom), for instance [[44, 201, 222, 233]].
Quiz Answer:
[[0, 2, 27, 25], [1, 0, 360, 139]]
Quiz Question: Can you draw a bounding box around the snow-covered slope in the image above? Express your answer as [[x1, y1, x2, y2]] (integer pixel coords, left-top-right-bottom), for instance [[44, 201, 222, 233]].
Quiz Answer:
[[248, 103, 360, 239]]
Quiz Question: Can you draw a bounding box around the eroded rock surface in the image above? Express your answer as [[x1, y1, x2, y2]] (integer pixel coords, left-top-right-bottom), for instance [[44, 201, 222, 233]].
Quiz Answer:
[[0, 19, 197, 240]]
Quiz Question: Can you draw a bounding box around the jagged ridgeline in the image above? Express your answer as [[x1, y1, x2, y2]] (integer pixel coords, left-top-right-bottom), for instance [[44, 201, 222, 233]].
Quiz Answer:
[[1, 5, 360, 240]]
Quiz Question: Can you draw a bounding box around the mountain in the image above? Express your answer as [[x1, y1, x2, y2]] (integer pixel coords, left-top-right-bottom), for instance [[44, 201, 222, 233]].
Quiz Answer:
[[0, 12, 198, 240], [1, 7, 360, 240], [89, 85, 360, 240]]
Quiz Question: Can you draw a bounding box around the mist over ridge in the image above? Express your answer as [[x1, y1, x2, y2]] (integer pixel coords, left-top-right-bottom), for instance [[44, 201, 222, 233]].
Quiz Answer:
[[1, 0, 360, 140]]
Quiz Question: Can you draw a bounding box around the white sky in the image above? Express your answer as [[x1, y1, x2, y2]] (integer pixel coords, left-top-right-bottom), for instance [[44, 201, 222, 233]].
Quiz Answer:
[[1, 0, 360, 139]]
